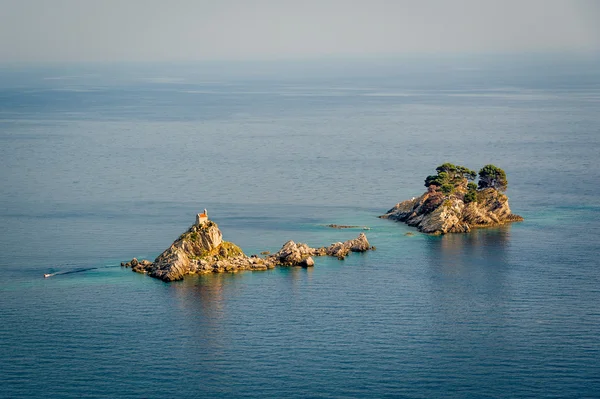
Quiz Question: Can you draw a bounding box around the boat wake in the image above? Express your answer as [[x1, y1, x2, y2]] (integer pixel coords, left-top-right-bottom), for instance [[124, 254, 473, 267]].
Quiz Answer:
[[43, 267, 98, 278]]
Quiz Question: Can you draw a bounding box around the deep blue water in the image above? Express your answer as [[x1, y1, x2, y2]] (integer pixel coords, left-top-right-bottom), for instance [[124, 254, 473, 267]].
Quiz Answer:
[[1, 57, 599, 398]]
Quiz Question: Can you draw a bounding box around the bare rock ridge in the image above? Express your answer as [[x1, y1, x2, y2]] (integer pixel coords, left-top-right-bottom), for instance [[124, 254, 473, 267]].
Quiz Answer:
[[123, 215, 375, 282], [273, 232, 372, 265], [380, 163, 523, 235]]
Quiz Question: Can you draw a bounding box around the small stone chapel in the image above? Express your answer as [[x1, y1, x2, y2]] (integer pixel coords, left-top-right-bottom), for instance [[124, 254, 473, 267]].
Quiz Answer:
[[196, 208, 208, 225]]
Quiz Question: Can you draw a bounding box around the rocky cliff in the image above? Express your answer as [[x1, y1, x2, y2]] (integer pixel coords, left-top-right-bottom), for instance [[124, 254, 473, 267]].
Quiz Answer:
[[380, 187, 523, 235], [123, 218, 375, 282]]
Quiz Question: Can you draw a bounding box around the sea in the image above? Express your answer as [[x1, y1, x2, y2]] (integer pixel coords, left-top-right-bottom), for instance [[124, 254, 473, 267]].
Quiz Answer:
[[1, 56, 599, 398]]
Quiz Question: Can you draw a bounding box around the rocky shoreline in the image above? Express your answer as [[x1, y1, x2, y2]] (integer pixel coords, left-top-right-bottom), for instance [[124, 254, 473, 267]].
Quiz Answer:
[[380, 163, 523, 235], [380, 188, 523, 234], [123, 215, 375, 282]]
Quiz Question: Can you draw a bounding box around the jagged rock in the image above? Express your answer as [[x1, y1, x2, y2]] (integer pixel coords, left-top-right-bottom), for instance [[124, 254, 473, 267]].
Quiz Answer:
[[348, 232, 370, 252], [300, 257, 315, 268], [325, 242, 348, 258], [268, 233, 373, 266], [381, 187, 523, 235], [143, 220, 225, 281], [276, 240, 302, 264], [322, 232, 371, 257], [273, 240, 316, 265], [132, 260, 150, 274]]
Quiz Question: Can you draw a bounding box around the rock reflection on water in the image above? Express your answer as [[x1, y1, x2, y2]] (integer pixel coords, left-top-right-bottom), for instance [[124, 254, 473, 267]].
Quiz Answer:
[[169, 272, 242, 351], [428, 225, 512, 272], [279, 265, 314, 291], [166, 267, 315, 342], [425, 226, 514, 334]]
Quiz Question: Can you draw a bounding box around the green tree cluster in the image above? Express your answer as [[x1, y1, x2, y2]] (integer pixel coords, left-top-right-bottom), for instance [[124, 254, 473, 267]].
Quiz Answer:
[[424, 163, 477, 193], [436, 163, 477, 181], [424, 163, 509, 202], [478, 164, 508, 191], [464, 182, 478, 203]]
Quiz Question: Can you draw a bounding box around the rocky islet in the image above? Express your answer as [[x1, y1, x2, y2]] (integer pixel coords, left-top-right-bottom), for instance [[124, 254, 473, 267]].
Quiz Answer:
[[380, 163, 523, 234], [123, 214, 375, 282]]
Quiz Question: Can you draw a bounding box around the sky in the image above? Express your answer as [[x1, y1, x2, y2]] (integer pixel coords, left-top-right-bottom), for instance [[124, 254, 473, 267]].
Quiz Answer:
[[0, 0, 599, 63]]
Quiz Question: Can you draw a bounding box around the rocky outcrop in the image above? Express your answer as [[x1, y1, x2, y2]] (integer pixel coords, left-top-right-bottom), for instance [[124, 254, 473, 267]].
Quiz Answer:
[[268, 232, 374, 264], [380, 188, 523, 235], [299, 257, 315, 268], [271, 240, 314, 266], [122, 220, 273, 281], [123, 217, 375, 282], [147, 220, 224, 281], [322, 232, 372, 258]]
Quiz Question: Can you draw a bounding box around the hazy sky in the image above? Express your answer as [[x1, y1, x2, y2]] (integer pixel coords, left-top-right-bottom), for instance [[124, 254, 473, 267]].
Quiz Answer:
[[0, 0, 598, 63]]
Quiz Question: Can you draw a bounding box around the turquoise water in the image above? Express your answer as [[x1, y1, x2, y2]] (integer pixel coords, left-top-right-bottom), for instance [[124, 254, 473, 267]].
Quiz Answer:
[[1, 58, 599, 398]]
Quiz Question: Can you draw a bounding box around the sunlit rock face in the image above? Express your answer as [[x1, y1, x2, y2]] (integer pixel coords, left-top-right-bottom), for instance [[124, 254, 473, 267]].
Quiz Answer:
[[381, 188, 523, 235]]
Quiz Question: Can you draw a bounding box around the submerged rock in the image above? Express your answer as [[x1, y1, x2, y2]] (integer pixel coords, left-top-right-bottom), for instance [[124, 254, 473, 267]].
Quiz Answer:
[[326, 224, 370, 230]]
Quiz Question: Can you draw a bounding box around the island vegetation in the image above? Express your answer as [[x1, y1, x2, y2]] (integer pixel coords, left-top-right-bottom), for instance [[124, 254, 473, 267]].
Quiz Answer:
[[380, 163, 523, 234]]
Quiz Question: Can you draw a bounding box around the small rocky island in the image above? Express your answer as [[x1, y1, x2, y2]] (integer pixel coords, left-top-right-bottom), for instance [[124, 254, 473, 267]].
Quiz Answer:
[[380, 163, 523, 235], [123, 210, 374, 282]]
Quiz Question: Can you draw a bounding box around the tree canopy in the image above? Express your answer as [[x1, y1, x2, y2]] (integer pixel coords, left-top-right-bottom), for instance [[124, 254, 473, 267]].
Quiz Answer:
[[424, 163, 477, 189], [424, 163, 509, 198], [478, 164, 508, 191], [435, 163, 477, 181]]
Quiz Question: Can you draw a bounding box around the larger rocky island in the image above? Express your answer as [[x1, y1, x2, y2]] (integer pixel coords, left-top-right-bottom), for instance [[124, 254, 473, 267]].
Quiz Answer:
[[124, 211, 374, 282], [380, 163, 523, 234]]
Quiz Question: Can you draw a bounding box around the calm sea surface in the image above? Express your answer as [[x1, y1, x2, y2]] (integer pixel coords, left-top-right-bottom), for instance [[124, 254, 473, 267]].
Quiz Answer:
[[1, 58, 599, 398]]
